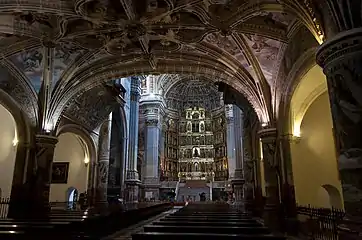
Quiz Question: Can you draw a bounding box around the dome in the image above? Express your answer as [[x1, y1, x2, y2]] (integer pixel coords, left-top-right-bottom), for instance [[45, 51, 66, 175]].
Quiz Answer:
[[165, 78, 222, 110]]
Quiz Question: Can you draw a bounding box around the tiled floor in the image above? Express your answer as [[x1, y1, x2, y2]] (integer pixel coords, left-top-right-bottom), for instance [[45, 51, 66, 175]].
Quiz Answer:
[[102, 207, 182, 240]]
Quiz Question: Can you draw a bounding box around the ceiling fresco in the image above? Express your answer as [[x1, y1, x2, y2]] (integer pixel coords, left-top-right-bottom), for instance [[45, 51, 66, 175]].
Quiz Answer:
[[0, 0, 324, 129], [243, 34, 282, 84], [10, 42, 84, 93], [10, 49, 43, 93]]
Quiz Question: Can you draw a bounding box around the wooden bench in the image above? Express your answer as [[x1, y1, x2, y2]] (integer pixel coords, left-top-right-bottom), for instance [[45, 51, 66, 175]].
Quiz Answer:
[[132, 232, 286, 240], [143, 225, 271, 234], [152, 220, 262, 227], [0, 202, 171, 239], [132, 203, 285, 240]]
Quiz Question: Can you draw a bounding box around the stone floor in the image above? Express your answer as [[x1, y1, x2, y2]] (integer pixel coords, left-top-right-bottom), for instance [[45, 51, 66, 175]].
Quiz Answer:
[[102, 207, 182, 240]]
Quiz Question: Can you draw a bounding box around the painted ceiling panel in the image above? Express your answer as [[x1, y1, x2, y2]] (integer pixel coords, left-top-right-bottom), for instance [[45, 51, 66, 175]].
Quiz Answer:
[[203, 32, 252, 75], [10, 48, 43, 93], [243, 34, 281, 85], [53, 42, 85, 89]]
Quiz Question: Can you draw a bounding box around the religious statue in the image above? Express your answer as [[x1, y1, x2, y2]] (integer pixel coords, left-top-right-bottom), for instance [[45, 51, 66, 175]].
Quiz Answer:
[[195, 162, 199, 172], [187, 121, 192, 132], [193, 148, 200, 157], [200, 122, 205, 132]]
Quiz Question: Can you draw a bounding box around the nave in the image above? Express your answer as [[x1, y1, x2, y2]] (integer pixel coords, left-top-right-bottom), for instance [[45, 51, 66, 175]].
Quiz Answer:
[[0, 202, 170, 239], [0, 202, 285, 239], [130, 203, 285, 240]]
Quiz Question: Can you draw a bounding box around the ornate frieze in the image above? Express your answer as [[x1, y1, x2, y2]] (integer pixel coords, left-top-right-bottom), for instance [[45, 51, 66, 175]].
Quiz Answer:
[[145, 119, 158, 126]]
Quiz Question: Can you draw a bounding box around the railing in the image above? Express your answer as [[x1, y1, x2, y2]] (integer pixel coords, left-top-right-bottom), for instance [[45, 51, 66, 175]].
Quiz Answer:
[[297, 205, 345, 240]]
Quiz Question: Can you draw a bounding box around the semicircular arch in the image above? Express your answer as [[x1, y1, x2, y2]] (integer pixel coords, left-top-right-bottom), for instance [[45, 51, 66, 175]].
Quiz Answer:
[[56, 123, 97, 167], [0, 88, 32, 199], [51, 56, 269, 129], [290, 64, 328, 137]]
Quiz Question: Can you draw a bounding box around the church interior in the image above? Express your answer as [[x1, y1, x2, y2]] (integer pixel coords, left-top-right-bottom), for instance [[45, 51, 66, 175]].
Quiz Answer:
[[0, 0, 361, 239]]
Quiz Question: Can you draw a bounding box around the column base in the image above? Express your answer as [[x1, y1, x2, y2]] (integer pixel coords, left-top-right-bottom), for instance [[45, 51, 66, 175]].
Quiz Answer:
[[263, 203, 282, 232], [143, 177, 160, 201], [143, 187, 160, 201], [125, 179, 141, 204]]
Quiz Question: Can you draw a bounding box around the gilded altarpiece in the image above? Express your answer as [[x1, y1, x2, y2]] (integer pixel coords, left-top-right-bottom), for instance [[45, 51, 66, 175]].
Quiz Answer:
[[212, 113, 228, 181], [162, 118, 179, 181], [161, 107, 227, 182]]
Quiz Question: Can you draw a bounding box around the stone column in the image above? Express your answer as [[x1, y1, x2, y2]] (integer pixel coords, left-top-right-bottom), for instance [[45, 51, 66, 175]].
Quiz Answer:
[[32, 135, 58, 215], [225, 104, 236, 180], [96, 114, 112, 208], [125, 77, 141, 204], [232, 106, 245, 209], [317, 29, 362, 215], [258, 128, 280, 231], [280, 134, 298, 234], [142, 103, 163, 200], [242, 113, 256, 212]]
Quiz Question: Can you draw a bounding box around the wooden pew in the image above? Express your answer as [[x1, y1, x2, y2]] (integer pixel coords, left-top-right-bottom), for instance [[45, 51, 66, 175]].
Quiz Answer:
[[132, 202, 286, 240]]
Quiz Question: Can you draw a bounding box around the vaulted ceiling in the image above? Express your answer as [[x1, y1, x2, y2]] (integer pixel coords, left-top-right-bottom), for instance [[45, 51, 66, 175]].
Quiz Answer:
[[0, 0, 323, 130], [165, 76, 221, 111]]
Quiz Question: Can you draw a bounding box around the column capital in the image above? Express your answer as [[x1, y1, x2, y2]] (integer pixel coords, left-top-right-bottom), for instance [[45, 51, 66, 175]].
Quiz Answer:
[[145, 119, 159, 126], [35, 135, 58, 146], [258, 128, 277, 142], [226, 116, 234, 124], [317, 28, 362, 69], [140, 99, 165, 114], [280, 134, 301, 144]]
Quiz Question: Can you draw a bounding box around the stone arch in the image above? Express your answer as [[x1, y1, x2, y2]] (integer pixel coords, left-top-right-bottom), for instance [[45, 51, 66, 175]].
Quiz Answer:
[[51, 127, 94, 203], [288, 69, 342, 208], [290, 64, 328, 137], [65, 186, 79, 209], [56, 124, 97, 193], [0, 63, 38, 127], [0, 89, 33, 203], [278, 47, 318, 133], [322, 184, 343, 209], [52, 58, 269, 128]]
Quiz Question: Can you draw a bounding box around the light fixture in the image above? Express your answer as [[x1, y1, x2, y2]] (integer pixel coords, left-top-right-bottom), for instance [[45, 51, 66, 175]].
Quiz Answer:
[[84, 156, 89, 167], [261, 122, 268, 127], [12, 129, 18, 147], [12, 137, 18, 147]]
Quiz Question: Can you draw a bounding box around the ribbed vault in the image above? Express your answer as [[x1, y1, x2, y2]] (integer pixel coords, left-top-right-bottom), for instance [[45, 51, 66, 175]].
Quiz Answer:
[[0, 0, 326, 131], [165, 77, 221, 111]]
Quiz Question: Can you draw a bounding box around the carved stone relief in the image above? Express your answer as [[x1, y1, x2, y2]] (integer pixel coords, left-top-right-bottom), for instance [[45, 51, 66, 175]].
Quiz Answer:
[[63, 85, 119, 130]]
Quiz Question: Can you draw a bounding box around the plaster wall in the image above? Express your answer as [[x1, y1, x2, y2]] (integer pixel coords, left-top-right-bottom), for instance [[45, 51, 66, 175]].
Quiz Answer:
[[50, 133, 89, 202], [0, 104, 17, 198], [291, 92, 342, 208]]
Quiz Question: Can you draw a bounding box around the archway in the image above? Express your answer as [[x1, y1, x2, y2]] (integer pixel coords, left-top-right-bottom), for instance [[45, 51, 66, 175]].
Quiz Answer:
[[50, 132, 90, 205], [289, 65, 343, 208], [0, 103, 18, 199], [322, 184, 343, 209], [66, 187, 79, 209]]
